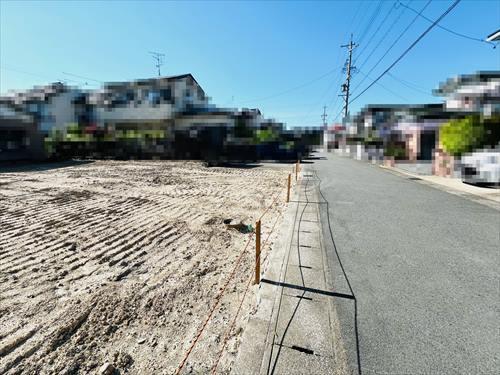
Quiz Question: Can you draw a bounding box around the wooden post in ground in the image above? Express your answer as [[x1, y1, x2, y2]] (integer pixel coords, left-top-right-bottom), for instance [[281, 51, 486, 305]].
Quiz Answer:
[[286, 174, 291, 203], [254, 220, 261, 285], [295, 161, 298, 181]]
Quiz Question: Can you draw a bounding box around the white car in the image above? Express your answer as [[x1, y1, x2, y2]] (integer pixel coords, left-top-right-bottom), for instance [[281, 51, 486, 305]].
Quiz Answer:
[[461, 149, 500, 186]]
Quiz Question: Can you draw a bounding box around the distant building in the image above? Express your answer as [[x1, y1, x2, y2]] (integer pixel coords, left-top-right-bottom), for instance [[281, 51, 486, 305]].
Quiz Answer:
[[324, 123, 345, 151], [434, 71, 500, 117], [0, 102, 44, 161], [91, 74, 209, 131], [1, 82, 81, 134], [337, 104, 449, 165], [0, 74, 293, 161], [89, 74, 262, 158]]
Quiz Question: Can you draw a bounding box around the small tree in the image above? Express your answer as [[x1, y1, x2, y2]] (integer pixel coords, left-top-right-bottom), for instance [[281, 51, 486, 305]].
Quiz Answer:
[[439, 116, 484, 156]]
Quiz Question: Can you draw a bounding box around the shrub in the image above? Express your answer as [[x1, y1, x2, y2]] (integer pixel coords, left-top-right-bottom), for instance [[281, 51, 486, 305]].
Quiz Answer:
[[439, 116, 484, 156], [384, 143, 406, 159]]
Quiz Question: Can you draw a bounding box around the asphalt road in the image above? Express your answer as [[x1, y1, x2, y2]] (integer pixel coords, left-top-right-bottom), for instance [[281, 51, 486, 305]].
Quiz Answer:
[[312, 152, 499, 375]]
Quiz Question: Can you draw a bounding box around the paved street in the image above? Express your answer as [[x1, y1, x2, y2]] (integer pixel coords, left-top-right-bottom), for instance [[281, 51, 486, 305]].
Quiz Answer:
[[313, 152, 499, 374]]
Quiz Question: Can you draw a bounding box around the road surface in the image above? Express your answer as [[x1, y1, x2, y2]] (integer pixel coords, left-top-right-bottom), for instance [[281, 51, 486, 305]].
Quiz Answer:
[[312, 152, 499, 374]]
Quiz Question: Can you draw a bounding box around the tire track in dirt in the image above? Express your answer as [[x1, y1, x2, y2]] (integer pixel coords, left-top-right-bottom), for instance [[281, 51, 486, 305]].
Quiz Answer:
[[0, 160, 289, 374], [0, 195, 159, 267]]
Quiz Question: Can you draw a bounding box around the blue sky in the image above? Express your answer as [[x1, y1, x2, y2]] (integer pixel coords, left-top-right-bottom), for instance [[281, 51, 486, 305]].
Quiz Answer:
[[1, 0, 499, 127]]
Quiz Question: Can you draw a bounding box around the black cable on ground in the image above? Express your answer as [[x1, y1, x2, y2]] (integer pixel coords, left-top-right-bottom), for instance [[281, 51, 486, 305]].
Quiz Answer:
[[312, 166, 362, 375], [267, 171, 312, 374]]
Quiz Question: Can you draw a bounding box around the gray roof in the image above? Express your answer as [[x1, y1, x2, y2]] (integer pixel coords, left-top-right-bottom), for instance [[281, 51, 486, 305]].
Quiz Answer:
[[104, 74, 204, 93], [434, 71, 500, 96], [0, 82, 70, 105]]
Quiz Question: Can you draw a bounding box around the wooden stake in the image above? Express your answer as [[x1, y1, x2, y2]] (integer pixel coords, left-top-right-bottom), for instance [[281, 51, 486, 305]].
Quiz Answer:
[[254, 220, 261, 285], [295, 161, 298, 181], [286, 174, 291, 203]]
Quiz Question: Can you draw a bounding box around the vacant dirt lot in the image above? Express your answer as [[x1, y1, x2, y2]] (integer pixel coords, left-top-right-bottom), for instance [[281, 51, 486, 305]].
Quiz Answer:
[[0, 160, 288, 374]]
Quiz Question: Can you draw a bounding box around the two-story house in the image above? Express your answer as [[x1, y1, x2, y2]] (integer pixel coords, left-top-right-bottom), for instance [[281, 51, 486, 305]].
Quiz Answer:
[[89, 74, 214, 157], [2, 82, 81, 135], [93, 74, 208, 130]]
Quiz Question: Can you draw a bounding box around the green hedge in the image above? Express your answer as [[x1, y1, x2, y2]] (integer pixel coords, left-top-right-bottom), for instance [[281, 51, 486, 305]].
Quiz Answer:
[[439, 116, 484, 156]]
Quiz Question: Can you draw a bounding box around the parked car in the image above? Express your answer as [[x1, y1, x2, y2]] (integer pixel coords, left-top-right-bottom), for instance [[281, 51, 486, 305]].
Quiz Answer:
[[461, 148, 500, 186]]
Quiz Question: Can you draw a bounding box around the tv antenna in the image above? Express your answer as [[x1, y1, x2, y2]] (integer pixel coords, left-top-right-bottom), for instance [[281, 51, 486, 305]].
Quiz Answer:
[[149, 51, 165, 76]]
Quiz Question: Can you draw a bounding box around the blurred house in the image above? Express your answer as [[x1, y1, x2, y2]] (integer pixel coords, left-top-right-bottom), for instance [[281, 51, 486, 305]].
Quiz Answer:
[[434, 71, 500, 117], [335, 104, 450, 174], [88, 74, 268, 159], [173, 106, 239, 159], [324, 123, 346, 152], [92, 74, 209, 130], [88, 74, 205, 156], [0, 102, 44, 161], [331, 71, 500, 175], [432, 71, 500, 177], [0, 82, 81, 161], [0, 74, 318, 161], [1, 82, 81, 135]]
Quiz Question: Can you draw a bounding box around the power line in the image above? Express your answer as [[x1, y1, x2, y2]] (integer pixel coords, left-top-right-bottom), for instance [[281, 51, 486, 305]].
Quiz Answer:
[[357, 69, 409, 101], [62, 71, 104, 84], [325, 65, 348, 123], [345, 1, 365, 42], [239, 66, 340, 104], [351, 0, 431, 94], [350, 0, 461, 104], [356, 1, 385, 48], [1, 65, 88, 86], [340, 34, 358, 118], [354, 1, 398, 65], [386, 72, 435, 96], [351, 1, 376, 41], [398, 1, 496, 47], [317, 0, 381, 123], [323, 1, 368, 121], [299, 79, 337, 124], [354, 0, 411, 73]]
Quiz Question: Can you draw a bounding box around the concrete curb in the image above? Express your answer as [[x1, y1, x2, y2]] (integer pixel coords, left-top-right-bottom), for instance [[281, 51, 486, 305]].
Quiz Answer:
[[378, 164, 500, 210], [233, 167, 346, 374], [232, 174, 301, 374]]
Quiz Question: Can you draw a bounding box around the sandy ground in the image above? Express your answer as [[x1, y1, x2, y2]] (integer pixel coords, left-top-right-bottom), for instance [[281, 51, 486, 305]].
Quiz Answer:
[[0, 160, 289, 374]]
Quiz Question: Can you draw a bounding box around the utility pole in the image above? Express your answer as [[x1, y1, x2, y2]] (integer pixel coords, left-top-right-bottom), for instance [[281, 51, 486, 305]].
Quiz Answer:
[[322, 105, 328, 153], [340, 34, 357, 119], [321, 105, 328, 127], [149, 51, 165, 77]]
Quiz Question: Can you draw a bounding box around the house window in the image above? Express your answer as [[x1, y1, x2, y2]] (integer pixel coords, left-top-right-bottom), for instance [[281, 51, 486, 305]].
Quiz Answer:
[[148, 91, 160, 105], [197, 87, 204, 101], [160, 88, 172, 102], [28, 103, 38, 113], [126, 91, 135, 101]]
